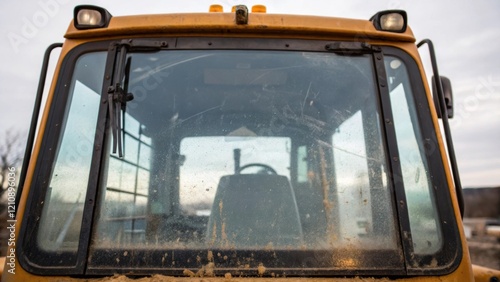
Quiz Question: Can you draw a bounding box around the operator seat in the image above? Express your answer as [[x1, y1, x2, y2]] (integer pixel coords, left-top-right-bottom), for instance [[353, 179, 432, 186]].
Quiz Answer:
[[206, 174, 303, 248]]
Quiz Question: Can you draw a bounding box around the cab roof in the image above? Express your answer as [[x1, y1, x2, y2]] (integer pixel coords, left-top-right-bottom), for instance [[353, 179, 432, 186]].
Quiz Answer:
[[65, 11, 416, 42]]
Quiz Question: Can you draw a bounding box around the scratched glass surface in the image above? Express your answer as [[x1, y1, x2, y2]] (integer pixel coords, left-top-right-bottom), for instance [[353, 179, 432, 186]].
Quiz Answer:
[[89, 50, 402, 257]]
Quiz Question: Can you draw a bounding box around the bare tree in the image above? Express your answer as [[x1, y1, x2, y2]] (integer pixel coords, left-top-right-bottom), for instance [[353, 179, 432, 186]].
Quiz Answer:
[[0, 128, 26, 192], [0, 127, 26, 256]]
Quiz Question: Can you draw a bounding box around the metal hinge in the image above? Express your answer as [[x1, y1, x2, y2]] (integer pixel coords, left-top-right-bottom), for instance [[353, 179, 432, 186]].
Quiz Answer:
[[325, 42, 381, 55]]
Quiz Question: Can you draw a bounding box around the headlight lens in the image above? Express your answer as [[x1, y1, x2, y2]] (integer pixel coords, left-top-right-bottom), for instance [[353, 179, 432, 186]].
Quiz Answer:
[[73, 5, 112, 30], [370, 10, 407, 33], [77, 9, 102, 26], [380, 13, 405, 31]]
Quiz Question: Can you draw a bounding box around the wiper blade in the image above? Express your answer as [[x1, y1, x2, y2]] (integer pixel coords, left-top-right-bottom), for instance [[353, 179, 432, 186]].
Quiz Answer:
[[107, 44, 133, 158]]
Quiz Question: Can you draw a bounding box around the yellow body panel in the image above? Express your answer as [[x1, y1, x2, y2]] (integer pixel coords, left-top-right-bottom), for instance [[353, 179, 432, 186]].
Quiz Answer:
[[64, 13, 415, 42], [3, 9, 493, 282], [472, 264, 500, 282]]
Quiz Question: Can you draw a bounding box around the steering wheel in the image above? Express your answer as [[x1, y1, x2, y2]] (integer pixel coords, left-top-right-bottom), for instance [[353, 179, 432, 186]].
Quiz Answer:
[[237, 163, 278, 175]]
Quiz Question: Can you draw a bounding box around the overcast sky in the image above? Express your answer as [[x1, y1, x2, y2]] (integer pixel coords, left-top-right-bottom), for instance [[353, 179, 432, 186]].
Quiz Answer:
[[0, 0, 499, 188]]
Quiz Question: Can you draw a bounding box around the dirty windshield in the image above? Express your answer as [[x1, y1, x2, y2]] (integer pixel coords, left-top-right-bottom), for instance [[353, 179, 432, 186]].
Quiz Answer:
[[84, 49, 402, 271]]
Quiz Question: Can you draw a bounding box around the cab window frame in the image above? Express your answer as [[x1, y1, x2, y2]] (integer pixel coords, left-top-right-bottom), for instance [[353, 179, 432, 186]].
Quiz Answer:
[[381, 47, 462, 275], [18, 40, 112, 275], [17, 39, 461, 277]]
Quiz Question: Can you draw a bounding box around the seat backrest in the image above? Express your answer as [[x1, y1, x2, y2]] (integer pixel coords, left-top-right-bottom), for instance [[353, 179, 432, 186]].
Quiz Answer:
[[206, 174, 303, 248]]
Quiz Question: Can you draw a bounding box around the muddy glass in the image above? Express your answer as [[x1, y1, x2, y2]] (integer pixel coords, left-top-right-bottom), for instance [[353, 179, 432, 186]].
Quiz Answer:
[[385, 56, 442, 255], [89, 50, 403, 270], [37, 52, 105, 252]]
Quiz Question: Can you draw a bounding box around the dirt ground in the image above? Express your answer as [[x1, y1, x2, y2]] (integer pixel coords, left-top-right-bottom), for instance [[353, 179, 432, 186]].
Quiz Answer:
[[467, 235, 500, 270]]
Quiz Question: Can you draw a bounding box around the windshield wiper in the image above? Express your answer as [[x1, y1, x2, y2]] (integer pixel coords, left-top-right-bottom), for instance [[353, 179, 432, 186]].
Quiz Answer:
[[106, 39, 168, 157], [107, 44, 133, 158]]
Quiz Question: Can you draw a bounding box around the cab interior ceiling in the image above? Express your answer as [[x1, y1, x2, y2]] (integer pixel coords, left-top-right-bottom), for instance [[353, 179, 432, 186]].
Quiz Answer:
[[79, 50, 375, 137]]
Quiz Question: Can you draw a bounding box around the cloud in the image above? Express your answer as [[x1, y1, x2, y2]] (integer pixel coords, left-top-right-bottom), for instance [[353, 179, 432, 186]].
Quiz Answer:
[[0, 0, 498, 187]]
